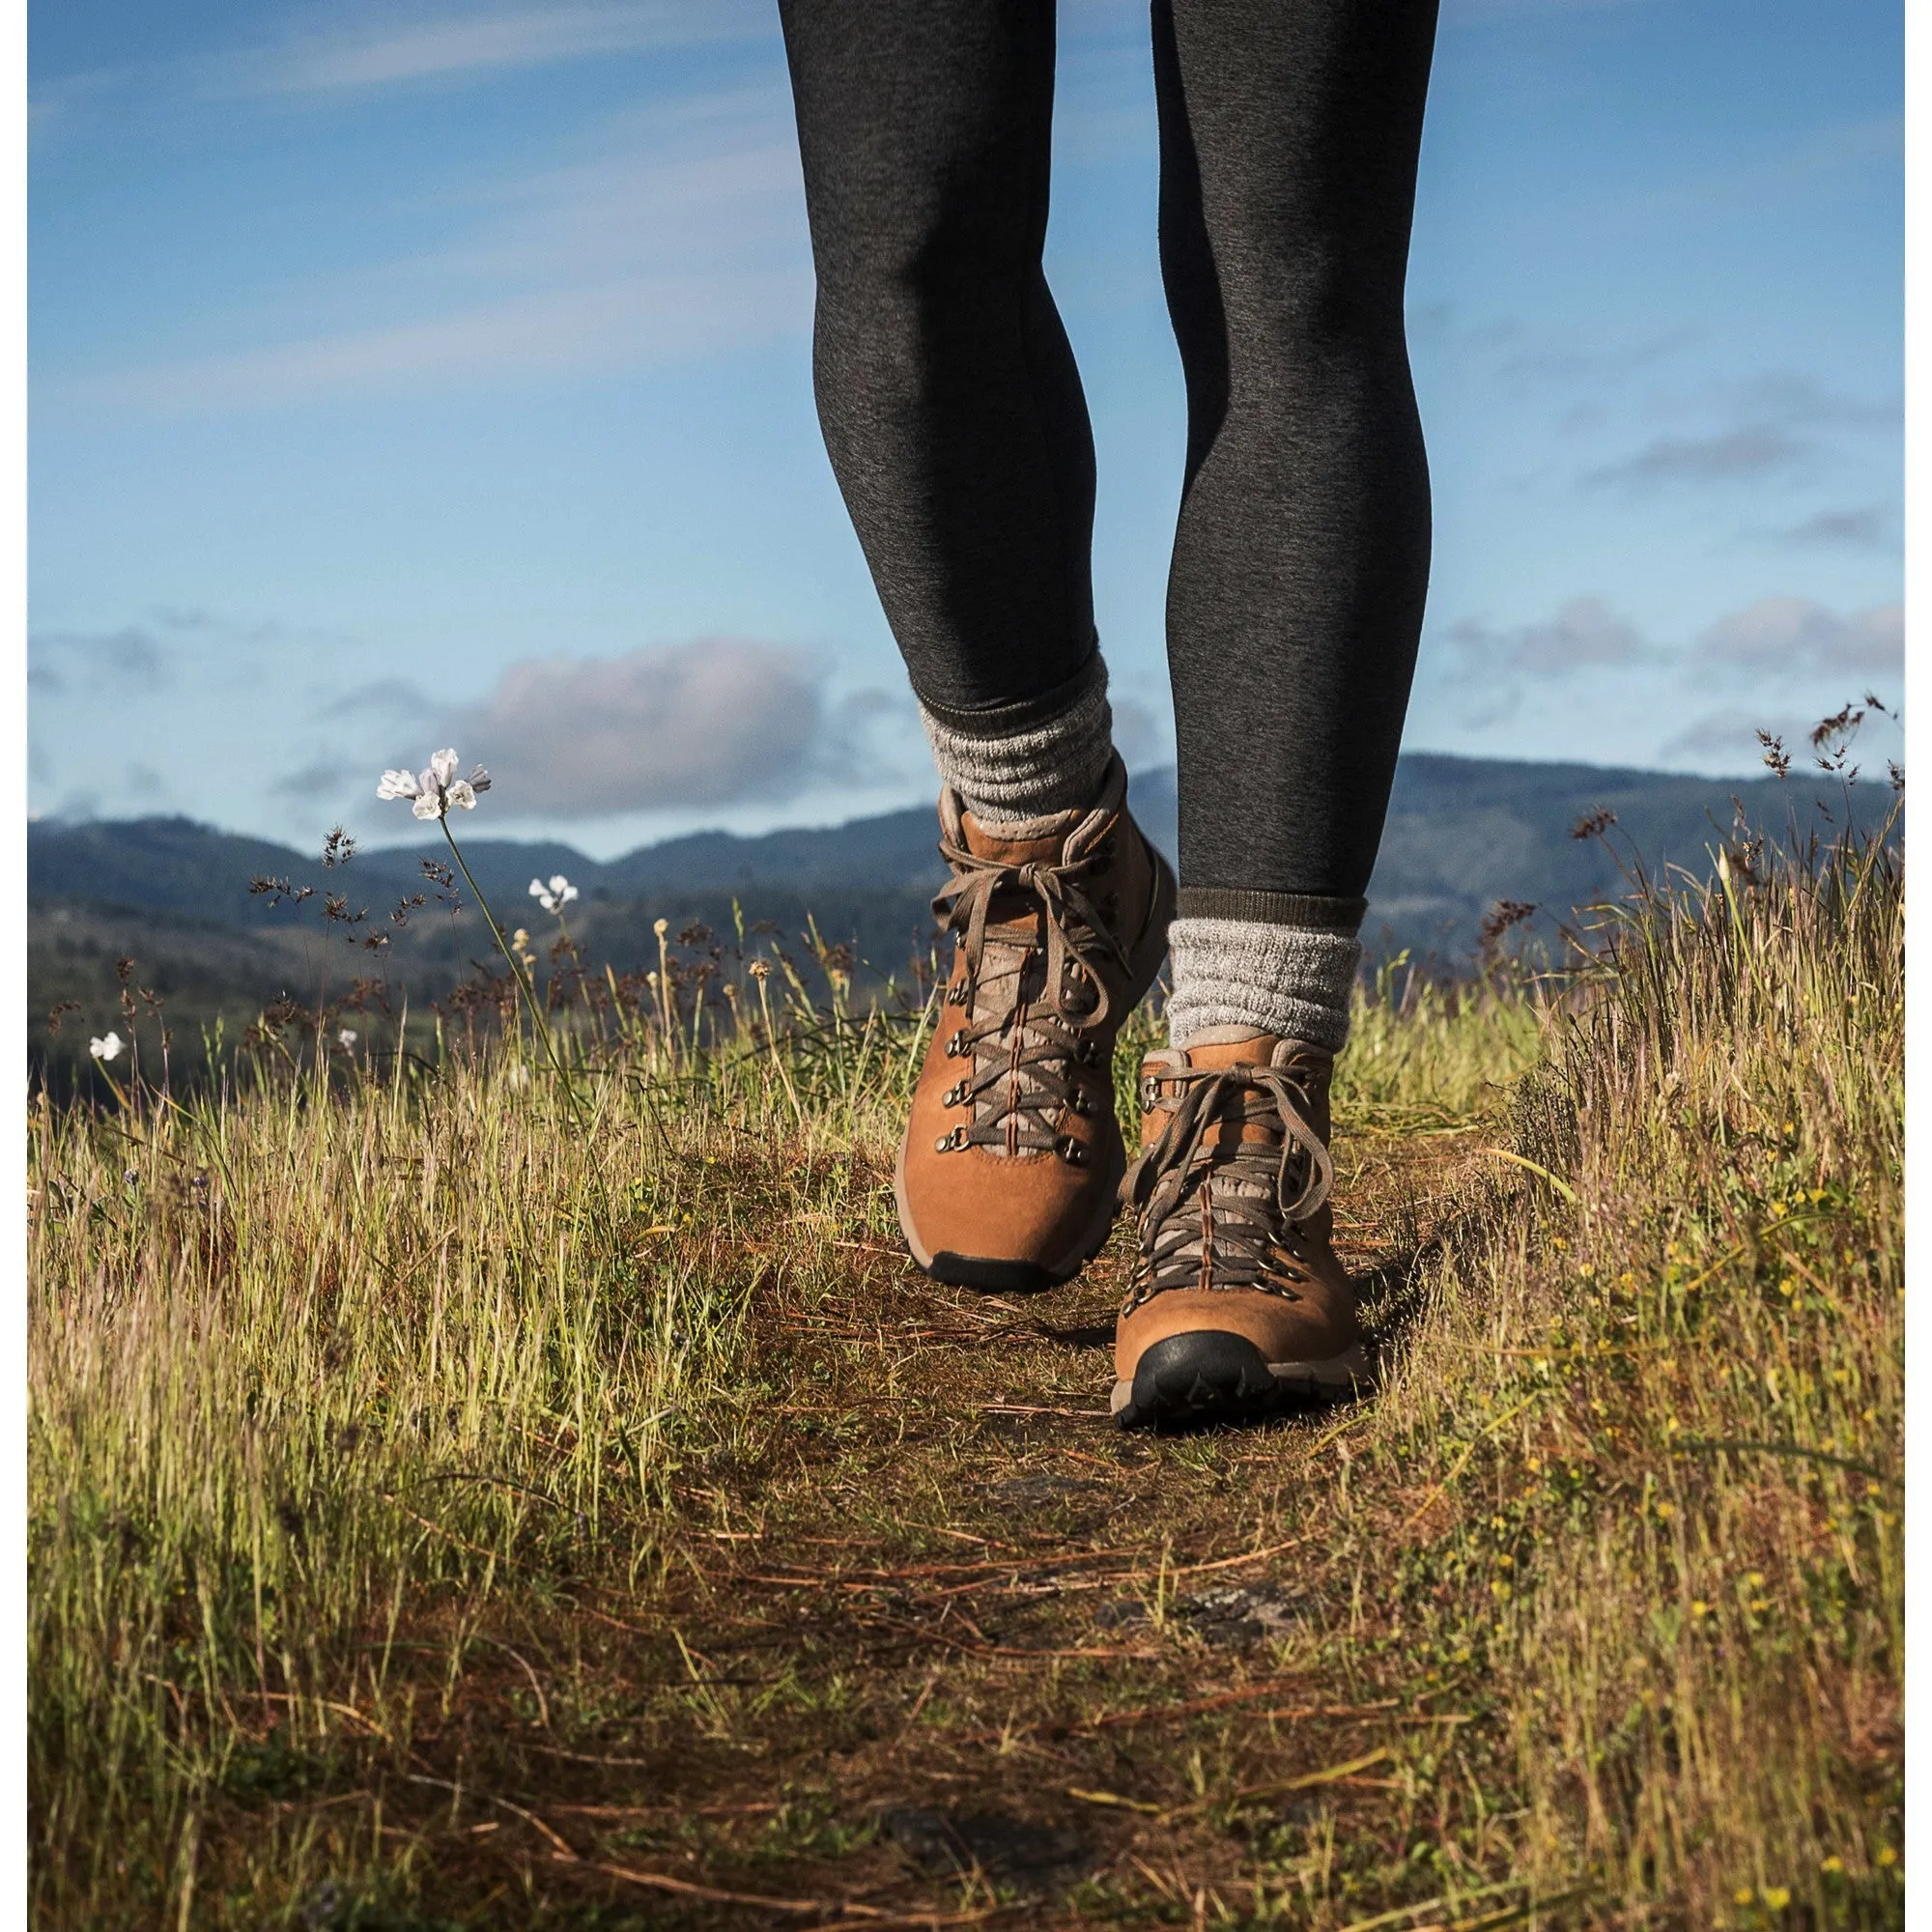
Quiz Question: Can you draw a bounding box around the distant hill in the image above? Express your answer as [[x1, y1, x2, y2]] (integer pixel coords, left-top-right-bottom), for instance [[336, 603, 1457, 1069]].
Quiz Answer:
[[29, 751, 1893, 959], [30, 749, 1897, 1094]]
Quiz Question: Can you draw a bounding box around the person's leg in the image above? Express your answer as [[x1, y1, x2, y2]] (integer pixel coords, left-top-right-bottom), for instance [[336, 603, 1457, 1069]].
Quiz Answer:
[[778, 0, 1117, 818], [1154, 0, 1439, 1051], [1113, 0, 1439, 1426], [779, 3, 1176, 1293]]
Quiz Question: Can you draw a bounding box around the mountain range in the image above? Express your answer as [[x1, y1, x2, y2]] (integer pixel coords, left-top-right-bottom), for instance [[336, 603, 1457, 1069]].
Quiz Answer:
[[29, 750, 1889, 961], [29, 750, 1895, 1094]]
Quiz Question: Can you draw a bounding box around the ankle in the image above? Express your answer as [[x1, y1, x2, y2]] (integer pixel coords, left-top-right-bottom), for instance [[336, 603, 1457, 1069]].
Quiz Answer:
[[1166, 892, 1364, 1055], [918, 650, 1115, 822]]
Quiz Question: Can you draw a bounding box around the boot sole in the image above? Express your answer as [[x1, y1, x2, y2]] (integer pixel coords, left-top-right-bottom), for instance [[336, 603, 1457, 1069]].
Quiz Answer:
[[1109, 1333, 1371, 1431], [895, 842, 1179, 1295]]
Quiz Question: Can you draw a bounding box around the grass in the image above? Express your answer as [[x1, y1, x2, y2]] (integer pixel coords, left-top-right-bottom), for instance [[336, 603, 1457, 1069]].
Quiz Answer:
[[27, 821, 1901, 1928]]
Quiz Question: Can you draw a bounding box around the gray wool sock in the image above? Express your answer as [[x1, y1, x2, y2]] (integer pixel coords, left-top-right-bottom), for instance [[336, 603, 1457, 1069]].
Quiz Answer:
[[1166, 891, 1366, 1055], [918, 653, 1115, 822]]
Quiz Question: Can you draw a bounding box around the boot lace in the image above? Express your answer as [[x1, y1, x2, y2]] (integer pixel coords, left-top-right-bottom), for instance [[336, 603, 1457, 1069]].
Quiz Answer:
[[929, 831, 1128, 1162], [1119, 1061, 1333, 1314]]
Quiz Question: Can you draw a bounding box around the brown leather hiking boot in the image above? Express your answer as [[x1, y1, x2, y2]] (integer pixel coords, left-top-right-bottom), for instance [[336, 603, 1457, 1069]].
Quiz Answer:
[[1112, 1031, 1369, 1428], [895, 754, 1177, 1293]]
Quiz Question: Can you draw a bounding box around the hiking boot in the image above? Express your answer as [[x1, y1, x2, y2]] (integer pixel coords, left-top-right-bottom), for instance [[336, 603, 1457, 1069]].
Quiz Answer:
[[895, 753, 1177, 1293], [1111, 1031, 1369, 1428]]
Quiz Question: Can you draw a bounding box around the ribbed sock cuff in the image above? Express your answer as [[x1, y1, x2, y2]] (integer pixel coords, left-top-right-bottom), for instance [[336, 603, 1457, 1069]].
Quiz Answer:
[[1167, 912, 1363, 1055], [1175, 888, 1367, 930], [918, 653, 1115, 821]]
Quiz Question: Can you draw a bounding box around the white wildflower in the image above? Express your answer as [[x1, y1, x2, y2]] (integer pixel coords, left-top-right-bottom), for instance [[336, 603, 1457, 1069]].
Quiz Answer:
[[89, 1032, 124, 1062], [529, 873, 579, 914], [378, 748, 492, 821], [338, 1028, 357, 1048]]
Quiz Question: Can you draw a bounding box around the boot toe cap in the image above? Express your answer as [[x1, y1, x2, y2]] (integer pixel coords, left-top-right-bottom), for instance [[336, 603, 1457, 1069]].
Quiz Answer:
[[895, 1139, 1123, 1293], [1111, 1330, 1281, 1429]]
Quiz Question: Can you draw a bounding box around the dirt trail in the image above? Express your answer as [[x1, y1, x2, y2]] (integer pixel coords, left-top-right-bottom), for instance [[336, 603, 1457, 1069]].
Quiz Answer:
[[418, 1124, 1488, 1927]]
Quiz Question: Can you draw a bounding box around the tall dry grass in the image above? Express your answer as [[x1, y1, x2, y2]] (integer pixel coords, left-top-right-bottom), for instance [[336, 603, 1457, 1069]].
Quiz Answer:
[[26, 813, 1901, 1924], [27, 968, 923, 1921], [1368, 815, 1902, 1922]]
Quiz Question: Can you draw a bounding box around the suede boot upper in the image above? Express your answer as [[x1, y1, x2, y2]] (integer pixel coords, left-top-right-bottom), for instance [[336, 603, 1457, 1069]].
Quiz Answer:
[[1112, 1033, 1365, 1421], [895, 754, 1175, 1292]]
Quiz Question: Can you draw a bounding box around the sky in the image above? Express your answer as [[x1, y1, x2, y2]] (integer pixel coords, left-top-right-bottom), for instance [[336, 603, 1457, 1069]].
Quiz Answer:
[[28, 0, 1903, 855]]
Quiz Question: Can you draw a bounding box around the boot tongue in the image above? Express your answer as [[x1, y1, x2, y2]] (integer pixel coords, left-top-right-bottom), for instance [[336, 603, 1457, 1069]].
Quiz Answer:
[[1178, 1033, 1287, 1153], [950, 806, 1084, 1142], [958, 807, 1075, 868], [1181, 1033, 1283, 1072]]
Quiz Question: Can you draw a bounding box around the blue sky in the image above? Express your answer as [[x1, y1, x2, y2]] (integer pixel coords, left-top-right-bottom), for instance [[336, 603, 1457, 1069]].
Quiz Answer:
[[28, 0, 1902, 855]]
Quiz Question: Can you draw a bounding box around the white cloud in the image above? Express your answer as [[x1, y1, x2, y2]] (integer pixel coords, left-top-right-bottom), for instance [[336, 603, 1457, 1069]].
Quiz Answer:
[[61, 87, 811, 414], [271, 757, 359, 800], [1589, 426, 1808, 487], [325, 677, 436, 721], [456, 637, 846, 814], [1728, 371, 1899, 434], [217, 1, 769, 97], [1449, 597, 1652, 673], [1656, 707, 1808, 770], [1435, 598, 1653, 730], [29, 627, 171, 695], [434, 94, 805, 283], [1659, 692, 1902, 778], [1776, 506, 1889, 550], [1584, 372, 1897, 494], [32, 2, 773, 128], [1697, 598, 1902, 678], [75, 269, 809, 413]]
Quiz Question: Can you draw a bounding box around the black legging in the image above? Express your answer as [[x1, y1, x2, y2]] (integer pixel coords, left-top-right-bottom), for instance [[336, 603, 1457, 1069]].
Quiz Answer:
[[779, 0, 1438, 902]]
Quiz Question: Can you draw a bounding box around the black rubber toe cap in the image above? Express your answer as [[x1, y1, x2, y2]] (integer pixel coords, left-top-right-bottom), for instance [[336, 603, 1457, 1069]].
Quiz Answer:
[[927, 1251, 1060, 1295], [1115, 1331, 1280, 1431]]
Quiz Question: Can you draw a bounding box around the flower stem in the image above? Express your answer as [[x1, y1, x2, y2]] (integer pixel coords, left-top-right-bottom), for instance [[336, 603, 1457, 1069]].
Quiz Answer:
[[439, 819, 586, 1124]]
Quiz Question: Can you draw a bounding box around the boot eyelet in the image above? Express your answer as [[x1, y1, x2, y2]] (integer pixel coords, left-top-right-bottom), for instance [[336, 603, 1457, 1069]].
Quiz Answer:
[[1055, 1135, 1089, 1167], [943, 1081, 967, 1107], [946, 1033, 968, 1058], [935, 1126, 968, 1152], [1066, 1089, 1093, 1117]]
